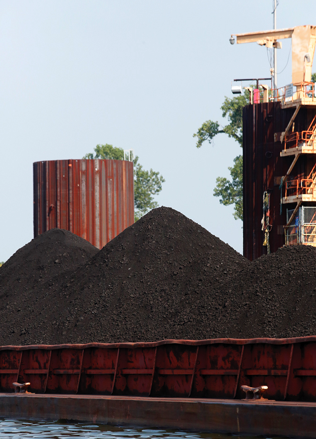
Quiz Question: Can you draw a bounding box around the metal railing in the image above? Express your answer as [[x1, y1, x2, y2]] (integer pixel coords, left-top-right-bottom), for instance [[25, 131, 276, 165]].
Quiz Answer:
[[285, 224, 316, 246], [303, 225, 316, 244], [285, 178, 315, 198], [284, 130, 316, 150], [248, 82, 316, 105], [283, 114, 316, 151]]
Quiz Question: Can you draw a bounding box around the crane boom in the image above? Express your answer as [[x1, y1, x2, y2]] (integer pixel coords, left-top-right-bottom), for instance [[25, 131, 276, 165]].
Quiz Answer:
[[231, 25, 316, 85]]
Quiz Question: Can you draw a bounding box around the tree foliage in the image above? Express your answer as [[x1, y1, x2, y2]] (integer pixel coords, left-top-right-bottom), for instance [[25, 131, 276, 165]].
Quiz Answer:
[[84, 144, 165, 222], [193, 93, 248, 149], [213, 155, 243, 220], [195, 76, 316, 222], [193, 93, 247, 220], [84, 144, 124, 161]]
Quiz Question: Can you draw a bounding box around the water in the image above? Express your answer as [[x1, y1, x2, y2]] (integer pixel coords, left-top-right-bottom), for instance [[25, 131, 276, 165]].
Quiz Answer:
[[0, 419, 283, 439]]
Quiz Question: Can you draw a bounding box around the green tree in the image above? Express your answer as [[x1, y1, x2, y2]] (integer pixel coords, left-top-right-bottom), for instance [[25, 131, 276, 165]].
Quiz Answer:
[[195, 76, 316, 221], [193, 93, 248, 221], [213, 155, 243, 220], [84, 144, 165, 221]]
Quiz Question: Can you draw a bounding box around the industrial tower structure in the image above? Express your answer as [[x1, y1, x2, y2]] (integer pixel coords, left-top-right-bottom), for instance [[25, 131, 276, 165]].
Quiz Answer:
[[231, 25, 316, 260]]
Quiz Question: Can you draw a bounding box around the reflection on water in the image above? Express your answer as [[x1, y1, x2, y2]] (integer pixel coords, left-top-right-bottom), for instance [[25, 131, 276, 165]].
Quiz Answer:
[[0, 419, 283, 439]]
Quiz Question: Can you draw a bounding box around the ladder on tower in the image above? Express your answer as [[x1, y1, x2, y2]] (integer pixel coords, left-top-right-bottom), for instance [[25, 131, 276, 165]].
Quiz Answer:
[[306, 162, 316, 195], [306, 115, 316, 147]]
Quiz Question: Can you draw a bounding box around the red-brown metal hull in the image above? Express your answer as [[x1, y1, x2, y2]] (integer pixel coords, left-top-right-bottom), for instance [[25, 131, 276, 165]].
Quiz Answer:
[[0, 394, 316, 438], [2, 337, 316, 402], [33, 159, 134, 249]]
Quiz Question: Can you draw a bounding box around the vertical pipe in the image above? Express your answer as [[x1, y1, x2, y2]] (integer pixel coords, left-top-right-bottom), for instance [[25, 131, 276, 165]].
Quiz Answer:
[[273, 0, 277, 91]]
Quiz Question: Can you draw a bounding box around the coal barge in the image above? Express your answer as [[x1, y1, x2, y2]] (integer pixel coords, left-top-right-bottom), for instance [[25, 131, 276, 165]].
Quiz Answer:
[[3, 23, 316, 439], [1, 337, 316, 437]]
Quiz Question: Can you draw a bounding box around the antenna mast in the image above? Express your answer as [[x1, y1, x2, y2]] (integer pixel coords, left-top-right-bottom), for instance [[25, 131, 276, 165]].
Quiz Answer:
[[273, 0, 277, 90]]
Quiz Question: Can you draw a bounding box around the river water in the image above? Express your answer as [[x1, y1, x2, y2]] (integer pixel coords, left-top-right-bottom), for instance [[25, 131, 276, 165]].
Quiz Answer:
[[0, 419, 283, 439]]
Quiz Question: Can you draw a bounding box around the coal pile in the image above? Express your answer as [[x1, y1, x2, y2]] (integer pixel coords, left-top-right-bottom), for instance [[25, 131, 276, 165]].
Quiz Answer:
[[0, 228, 98, 295], [0, 207, 248, 345], [213, 244, 316, 339], [0, 229, 98, 343], [2, 206, 316, 346]]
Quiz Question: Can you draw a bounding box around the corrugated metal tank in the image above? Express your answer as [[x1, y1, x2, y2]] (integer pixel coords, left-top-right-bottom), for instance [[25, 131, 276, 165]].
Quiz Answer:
[[243, 102, 316, 260], [33, 159, 134, 249]]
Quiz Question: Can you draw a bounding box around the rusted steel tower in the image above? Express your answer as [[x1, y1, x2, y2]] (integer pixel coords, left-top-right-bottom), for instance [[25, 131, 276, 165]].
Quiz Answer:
[[33, 159, 134, 249], [231, 25, 316, 260]]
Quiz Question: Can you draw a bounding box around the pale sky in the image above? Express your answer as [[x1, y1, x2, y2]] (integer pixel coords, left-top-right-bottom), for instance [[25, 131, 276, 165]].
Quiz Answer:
[[0, 0, 314, 262]]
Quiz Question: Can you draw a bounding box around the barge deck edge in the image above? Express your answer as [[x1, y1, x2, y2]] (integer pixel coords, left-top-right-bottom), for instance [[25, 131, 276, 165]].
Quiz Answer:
[[0, 394, 315, 438]]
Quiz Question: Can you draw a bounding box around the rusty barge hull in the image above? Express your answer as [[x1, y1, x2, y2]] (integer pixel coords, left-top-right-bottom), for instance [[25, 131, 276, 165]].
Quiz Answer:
[[1, 394, 316, 439], [2, 337, 316, 401], [2, 337, 316, 437]]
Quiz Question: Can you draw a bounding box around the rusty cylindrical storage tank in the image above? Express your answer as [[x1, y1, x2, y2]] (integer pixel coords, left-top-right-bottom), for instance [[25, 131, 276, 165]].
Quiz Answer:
[[33, 159, 134, 249]]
